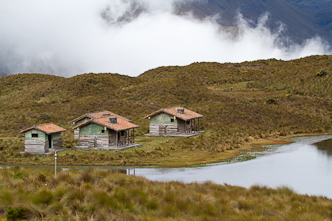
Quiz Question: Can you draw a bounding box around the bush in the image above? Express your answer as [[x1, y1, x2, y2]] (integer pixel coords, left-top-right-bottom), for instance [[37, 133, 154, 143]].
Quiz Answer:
[[316, 70, 328, 77], [6, 206, 27, 221]]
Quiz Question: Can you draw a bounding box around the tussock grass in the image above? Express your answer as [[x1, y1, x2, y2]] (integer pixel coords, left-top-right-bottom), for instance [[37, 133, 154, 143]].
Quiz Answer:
[[0, 168, 331, 220], [1, 55, 332, 167]]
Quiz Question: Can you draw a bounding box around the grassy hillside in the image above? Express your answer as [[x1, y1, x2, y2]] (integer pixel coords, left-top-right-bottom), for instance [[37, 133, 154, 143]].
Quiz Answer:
[[1, 56, 332, 220], [0, 55, 332, 167]]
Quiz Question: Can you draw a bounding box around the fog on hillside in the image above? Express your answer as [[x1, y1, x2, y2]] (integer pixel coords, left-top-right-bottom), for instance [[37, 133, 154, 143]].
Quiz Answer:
[[0, 0, 330, 77]]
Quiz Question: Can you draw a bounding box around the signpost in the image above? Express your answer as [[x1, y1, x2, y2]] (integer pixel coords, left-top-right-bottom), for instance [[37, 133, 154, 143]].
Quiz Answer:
[[55, 151, 57, 179]]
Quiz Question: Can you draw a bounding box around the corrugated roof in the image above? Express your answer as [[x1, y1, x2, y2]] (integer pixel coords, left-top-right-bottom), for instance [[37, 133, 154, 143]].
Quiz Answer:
[[144, 106, 203, 121], [20, 123, 66, 134], [73, 117, 139, 131], [68, 110, 131, 124]]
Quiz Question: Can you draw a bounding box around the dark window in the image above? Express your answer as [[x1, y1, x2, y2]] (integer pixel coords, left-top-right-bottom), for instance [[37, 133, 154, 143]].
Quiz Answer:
[[109, 117, 117, 124], [171, 119, 174, 122], [101, 129, 105, 134], [177, 109, 184, 114], [32, 133, 38, 138], [121, 131, 125, 136]]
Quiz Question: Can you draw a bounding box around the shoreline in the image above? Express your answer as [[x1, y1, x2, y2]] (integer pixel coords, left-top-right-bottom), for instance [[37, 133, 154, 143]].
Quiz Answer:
[[1, 133, 331, 169]]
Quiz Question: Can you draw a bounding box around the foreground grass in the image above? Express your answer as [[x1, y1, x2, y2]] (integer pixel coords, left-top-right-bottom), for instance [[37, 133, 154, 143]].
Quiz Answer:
[[0, 168, 331, 220]]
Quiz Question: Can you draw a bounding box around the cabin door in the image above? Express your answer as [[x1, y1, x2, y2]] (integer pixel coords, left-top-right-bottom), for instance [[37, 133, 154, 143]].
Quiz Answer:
[[48, 135, 52, 148], [159, 125, 166, 136]]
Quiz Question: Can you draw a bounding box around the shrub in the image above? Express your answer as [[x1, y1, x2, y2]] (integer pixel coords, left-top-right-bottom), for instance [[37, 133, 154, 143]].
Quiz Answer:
[[6, 206, 27, 221], [316, 70, 327, 77]]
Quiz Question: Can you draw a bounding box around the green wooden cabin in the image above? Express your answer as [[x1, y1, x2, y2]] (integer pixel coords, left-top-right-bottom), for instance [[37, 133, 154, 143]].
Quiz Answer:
[[144, 106, 204, 137], [20, 123, 66, 154], [70, 111, 141, 150]]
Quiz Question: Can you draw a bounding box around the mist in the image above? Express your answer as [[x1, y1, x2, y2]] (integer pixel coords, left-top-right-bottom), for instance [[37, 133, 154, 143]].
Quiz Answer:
[[0, 0, 330, 77]]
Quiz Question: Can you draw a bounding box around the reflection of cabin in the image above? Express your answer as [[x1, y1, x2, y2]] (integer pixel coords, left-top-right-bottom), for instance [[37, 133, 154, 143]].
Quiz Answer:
[[69, 111, 141, 150], [144, 106, 204, 137], [20, 123, 66, 154]]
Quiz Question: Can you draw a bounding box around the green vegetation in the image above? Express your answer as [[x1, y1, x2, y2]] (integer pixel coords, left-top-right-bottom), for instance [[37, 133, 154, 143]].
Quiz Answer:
[[1, 56, 332, 220], [0, 55, 332, 167], [0, 167, 331, 220]]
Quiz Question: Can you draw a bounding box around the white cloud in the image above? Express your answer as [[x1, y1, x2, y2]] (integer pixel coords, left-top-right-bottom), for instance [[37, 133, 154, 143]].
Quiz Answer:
[[0, 0, 330, 77]]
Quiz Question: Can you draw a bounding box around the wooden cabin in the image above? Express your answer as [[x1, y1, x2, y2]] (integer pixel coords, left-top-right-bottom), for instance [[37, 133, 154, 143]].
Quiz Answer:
[[69, 111, 141, 150], [144, 106, 204, 137], [20, 123, 66, 154]]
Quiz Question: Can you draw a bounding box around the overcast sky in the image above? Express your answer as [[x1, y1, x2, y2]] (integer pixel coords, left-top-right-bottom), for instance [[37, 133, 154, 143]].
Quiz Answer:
[[0, 0, 330, 77]]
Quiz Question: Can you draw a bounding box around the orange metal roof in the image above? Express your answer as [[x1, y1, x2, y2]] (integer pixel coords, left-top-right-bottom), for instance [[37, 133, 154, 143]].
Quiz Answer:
[[144, 106, 203, 121], [72, 117, 139, 131], [68, 110, 131, 124], [20, 123, 66, 134]]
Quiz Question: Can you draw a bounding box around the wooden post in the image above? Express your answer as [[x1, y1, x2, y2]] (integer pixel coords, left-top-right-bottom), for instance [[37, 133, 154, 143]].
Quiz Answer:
[[193, 119, 196, 133], [185, 121, 187, 134], [198, 118, 200, 132], [54, 151, 57, 179], [116, 132, 118, 149]]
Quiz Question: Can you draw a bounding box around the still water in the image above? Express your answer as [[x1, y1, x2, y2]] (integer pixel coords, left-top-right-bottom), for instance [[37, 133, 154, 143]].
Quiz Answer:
[[136, 136, 332, 199]]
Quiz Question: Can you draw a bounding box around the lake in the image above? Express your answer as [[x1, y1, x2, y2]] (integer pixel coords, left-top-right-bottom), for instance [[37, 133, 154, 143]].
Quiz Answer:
[[135, 136, 332, 199]]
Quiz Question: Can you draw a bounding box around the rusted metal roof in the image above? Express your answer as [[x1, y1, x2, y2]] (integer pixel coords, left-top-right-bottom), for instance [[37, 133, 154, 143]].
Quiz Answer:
[[72, 117, 139, 131], [144, 106, 203, 121], [68, 110, 131, 124], [20, 123, 66, 134]]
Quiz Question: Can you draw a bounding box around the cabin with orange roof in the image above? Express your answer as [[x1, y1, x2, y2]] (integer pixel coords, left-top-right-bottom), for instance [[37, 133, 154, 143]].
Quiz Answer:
[[144, 106, 204, 137], [20, 123, 66, 154], [69, 111, 141, 150]]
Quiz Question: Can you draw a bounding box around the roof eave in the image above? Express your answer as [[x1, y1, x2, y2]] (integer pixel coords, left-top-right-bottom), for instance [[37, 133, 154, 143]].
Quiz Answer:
[[68, 114, 90, 124]]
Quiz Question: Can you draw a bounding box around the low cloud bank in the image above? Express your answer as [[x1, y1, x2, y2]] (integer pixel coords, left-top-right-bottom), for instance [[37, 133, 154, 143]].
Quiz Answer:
[[0, 0, 330, 77]]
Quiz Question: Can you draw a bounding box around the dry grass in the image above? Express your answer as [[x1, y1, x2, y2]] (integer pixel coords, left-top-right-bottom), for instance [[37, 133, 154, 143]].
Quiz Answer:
[[0, 168, 331, 220], [0, 55, 332, 167]]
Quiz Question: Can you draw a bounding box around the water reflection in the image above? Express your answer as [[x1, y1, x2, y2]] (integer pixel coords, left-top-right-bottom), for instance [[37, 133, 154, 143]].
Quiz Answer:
[[136, 136, 332, 199], [313, 139, 332, 158]]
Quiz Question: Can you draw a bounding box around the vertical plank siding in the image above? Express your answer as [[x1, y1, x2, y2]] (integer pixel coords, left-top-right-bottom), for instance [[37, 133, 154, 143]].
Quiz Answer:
[[52, 137, 63, 150]]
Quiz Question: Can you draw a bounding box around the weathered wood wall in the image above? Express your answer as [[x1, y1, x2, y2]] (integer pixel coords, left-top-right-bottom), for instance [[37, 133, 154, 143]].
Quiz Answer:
[[166, 125, 178, 134], [118, 131, 127, 146], [52, 137, 63, 149], [74, 129, 79, 139], [177, 120, 185, 133], [149, 124, 179, 136], [96, 136, 109, 149], [149, 124, 160, 135], [79, 135, 110, 149], [24, 140, 48, 154], [79, 135, 96, 149], [109, 134, 116, 146]]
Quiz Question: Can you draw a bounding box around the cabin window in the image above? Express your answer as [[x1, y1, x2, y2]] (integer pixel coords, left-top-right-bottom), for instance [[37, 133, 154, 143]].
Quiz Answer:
[[32, 133, 38, 138], [187, 121, 190, 125], [170, 119, 174, 122], [121, 131, 125, 136], [177, 109, 184, 114], [109, 117, 117, 124], [101, 129, 105, 134]]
